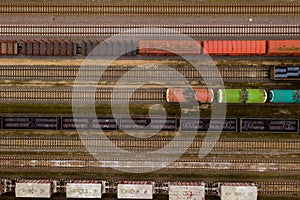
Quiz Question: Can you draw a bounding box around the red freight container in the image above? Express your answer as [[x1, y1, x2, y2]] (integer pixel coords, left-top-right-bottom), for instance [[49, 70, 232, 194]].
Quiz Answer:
[[203, 40, 266, 55], [139, 40, 201, 55], [267, 40, 300, 56]]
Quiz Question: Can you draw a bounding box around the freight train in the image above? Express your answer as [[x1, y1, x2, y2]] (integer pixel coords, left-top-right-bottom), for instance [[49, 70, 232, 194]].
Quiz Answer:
[[0, 178, 258, 200], [0, 39, 300, 56], [0, 115, 299, 133], [167, 88, 300, 103]]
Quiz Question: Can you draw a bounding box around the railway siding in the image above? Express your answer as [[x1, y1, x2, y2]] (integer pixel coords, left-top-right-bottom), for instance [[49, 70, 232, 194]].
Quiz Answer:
[[0, 87, 166, 104], [0, 65, 270, 82], [0, 24, 298, 36], [0, 3, 299, 16], [0, 137, 299, 154]]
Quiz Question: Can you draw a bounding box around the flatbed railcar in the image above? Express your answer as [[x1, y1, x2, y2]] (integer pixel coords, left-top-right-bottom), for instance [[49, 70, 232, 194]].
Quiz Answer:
[[271, 66, 300, 80], [1, 39, 300, 57], [0, 115, 299, 133]]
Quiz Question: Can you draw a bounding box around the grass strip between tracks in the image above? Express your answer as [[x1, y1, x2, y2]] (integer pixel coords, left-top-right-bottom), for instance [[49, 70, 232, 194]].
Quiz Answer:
[[0, 103, 299, 118]]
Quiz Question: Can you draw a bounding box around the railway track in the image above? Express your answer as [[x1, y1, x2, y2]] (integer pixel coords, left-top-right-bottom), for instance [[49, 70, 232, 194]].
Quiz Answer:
[[0, 3, 299, 16], [0, 24, 298, 36], [256, 181, 299, 196], [0, 65, 270, 82], [0, 87, 166, 104], [0, 137, 299, 154], [0, 155, 299, 174]]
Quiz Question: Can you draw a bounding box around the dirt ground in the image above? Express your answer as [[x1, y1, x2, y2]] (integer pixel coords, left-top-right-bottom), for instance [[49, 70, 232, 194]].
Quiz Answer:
[[0, 58, 299, 66]]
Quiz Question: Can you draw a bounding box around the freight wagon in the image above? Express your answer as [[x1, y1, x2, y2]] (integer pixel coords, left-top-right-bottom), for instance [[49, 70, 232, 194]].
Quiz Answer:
[[217, 89, 267, 103], [117, 181, 155, 199], [15, 180, 54, 198], [212, 183, 258, 200], [267, 40, 300, 56], [66, 180, 108, 198], [167, 182, 206, 200], [81, 40, 137, 56], [203, 40, 266, 55], [269, 90, 300, 103], [1, 40, 300, 57], [139, 40, 201, 55]]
